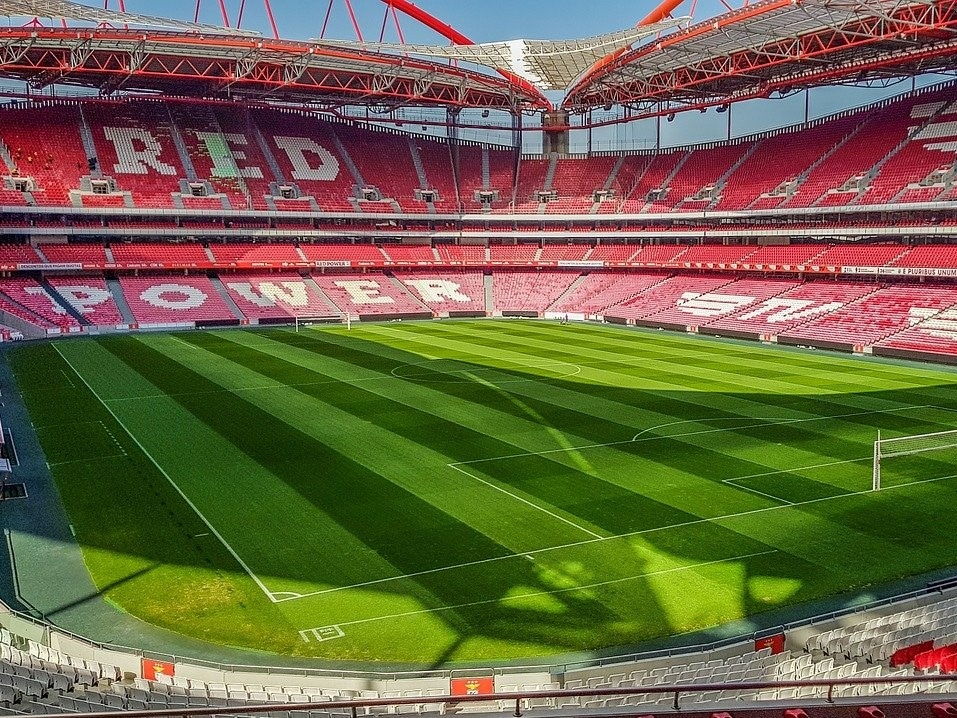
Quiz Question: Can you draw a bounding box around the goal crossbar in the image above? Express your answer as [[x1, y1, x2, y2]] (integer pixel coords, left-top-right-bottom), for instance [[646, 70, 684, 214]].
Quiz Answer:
[[873, 428, 957, 490]]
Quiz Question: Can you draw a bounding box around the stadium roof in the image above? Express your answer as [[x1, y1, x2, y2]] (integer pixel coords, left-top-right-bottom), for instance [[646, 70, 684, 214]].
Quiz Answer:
[[565, 0, 957, 111], [315, 19, 688, 92], [0, 0, 255, 35]]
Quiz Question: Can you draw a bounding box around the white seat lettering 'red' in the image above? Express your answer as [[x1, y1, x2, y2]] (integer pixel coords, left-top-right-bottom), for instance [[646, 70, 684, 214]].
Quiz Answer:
[[334, 280, 393, 305], [140, 283, 208, 310], [403, 279, 471, 304], [52, 285, 113, 314], [273, 137, 340, 181], [738, 298, 844, 323], [676, 292, 755, 317], [194, 132, 264, 179], [103, 127, 178, 175], [227, 281, 311, 308]]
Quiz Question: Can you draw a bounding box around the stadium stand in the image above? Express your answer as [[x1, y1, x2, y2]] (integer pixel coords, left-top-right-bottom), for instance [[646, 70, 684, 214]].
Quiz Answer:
[[394, 271, 487, 314], [118, 276, 237, 326], [221, 275, 338, 321]]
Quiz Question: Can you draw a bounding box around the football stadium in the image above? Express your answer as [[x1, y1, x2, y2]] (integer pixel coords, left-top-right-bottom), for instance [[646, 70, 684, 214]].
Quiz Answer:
[[2, 0, 957, 716]]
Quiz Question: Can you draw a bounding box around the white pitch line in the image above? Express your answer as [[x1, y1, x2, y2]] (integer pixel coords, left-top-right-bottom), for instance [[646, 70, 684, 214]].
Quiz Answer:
[[319, 549, 779, 630], [450, 404, 944, 467], [51, 343, 280, 604], [47, 453, 130, 468], [273, 467, 957, 603], [448, 463, 602, 539]]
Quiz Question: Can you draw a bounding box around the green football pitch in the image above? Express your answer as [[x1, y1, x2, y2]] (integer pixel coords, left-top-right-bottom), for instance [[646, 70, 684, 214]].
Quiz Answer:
[[9, 320, 957, 664]]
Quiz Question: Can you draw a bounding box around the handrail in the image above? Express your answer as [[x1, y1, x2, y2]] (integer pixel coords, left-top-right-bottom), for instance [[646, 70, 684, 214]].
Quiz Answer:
[[22, 675, 957, 718]]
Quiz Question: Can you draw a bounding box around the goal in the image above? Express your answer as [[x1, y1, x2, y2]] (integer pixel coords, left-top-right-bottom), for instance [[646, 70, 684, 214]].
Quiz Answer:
[[294, 313, 349, 332], [872, 428, 957, 490]]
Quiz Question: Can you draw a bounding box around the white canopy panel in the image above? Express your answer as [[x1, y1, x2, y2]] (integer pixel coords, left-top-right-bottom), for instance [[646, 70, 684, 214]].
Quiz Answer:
[[316, 20, 688, 90]]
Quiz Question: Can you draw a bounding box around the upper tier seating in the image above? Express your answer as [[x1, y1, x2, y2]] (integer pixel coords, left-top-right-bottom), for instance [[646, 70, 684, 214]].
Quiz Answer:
[[221, 275, 337, 320], [720, 114, 861, 210], [3, 88, 957, 214], [632, 245, 689, 264], [250, 109, 356, 212], [394, 271, 487, 314], [299, 244, 385, 263], [889, 245, 957, 268], [335, 124, 425, 213], [619, 151, 686, 212], [110, 243, 209, 265], [436, 245, 487, 264], [381, 245, 438, 263], [84, 101, 183, 209], [208, 244, 302, 263], [663, 142, 753, 212], [40, 243, 108, 264], [119, 276, 236, 325], [0, 105, 88, 206]]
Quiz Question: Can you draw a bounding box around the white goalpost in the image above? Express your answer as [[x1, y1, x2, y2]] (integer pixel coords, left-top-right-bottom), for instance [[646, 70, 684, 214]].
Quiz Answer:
[[294, 313, 350, 332], [872, 428, 957, 490]]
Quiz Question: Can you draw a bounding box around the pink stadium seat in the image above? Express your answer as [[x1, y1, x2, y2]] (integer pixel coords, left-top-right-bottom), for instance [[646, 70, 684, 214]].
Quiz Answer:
[[111, 242, 209, 265], [299, 244, 386, 263], [0, 277, 82, 331], [645, 277, 800, 328], [550, 272, 669, 316], [781, 284, 957, 347], [394, 271, 486, 314], [492, 270, 580, 314], [119, 275, 236, 325], [603, 274, 735, 322], [589, 245, 640, 262], [41, 243, 108, 265], [436, 245, 487, 265], [46, 275, 123, 326], [208, 244, 302, 264], [222, 274, 337, 320], [382, 245, 438, 263], [705, 282, 883, 337], [311, 273, 429, 316]]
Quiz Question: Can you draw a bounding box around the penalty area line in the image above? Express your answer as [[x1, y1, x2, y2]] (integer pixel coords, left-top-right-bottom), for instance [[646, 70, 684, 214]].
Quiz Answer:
[[51, 343, 281, 605], [273, 466, 957, 603], [324, 549, 779, 630], [447, 463, 602, 539]]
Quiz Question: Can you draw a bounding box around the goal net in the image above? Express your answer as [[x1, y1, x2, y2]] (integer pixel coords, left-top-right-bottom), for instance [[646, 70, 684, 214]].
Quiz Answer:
[[872, 428, 957, 490], [294, 313, 349, 331]]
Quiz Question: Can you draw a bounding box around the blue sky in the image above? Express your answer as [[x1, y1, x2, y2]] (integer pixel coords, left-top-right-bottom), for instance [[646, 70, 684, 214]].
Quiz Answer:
[[32, 2, 952, 150]]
